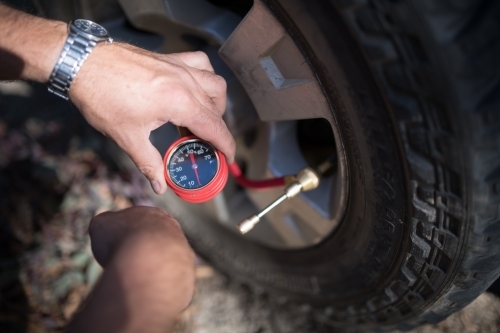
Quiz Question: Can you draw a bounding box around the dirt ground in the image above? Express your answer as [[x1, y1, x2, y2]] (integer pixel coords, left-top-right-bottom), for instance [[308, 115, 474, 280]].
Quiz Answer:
[[1, 81, 500, 333], [174, 264, 500, 333]]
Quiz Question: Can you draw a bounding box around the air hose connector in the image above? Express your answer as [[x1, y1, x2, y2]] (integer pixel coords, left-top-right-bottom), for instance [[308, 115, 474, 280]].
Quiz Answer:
[[237, 167, 320, 234]]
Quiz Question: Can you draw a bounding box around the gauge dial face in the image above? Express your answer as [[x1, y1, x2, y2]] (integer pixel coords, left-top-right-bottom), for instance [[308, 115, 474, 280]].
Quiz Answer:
[[167, 140, 218, 189]]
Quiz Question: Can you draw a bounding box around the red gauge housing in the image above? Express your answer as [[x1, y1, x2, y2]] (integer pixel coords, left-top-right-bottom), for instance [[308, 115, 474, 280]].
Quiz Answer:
[[163, 135, 228, 203]]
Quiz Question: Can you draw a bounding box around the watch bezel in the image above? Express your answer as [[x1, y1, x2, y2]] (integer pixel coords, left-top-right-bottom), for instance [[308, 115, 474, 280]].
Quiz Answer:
[[69, 19, 110, 42]]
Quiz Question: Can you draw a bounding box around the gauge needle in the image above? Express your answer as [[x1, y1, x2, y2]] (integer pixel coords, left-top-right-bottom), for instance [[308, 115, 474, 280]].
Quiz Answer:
[[190, 153, 201, 185]]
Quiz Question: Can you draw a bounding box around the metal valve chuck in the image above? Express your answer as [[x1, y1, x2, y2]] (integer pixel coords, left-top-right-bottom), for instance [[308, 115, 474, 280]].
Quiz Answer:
[[237, 167, 320, 234]]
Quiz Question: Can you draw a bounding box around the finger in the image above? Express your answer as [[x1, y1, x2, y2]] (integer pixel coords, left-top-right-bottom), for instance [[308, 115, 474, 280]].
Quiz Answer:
[[117, 134, 168, 195], [88, 212, 113, 266], [185, 67, 227, 116], [168, 51, 214, 73], [178, 105, 236, 163]]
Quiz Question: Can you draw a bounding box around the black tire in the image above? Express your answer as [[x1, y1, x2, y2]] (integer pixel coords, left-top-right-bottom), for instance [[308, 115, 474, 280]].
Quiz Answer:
[[160, 0, 500, 331]]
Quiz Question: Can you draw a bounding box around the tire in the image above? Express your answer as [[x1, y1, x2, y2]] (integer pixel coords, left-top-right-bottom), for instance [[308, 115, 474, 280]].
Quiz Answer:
[[150, 0, 500, 331]]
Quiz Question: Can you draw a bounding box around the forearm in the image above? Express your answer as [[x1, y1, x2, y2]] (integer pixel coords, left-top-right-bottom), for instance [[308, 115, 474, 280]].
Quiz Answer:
[[0, 3, 66, 82]]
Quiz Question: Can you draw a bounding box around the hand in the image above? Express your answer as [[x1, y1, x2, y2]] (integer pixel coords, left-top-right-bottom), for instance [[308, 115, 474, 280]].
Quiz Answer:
[[70, 43, 236, 194], [89, 206, 192, 267], [68, 207, 196, 332]]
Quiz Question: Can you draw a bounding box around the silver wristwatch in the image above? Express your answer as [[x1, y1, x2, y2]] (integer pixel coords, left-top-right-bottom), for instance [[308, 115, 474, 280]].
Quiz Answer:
[[48, 19, 113, 100]]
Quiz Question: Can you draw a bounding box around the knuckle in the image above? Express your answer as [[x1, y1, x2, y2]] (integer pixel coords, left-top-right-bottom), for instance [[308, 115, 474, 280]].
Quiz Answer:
[[193, 51, 210, 64], [211, 74, 227, 92], [141, 206, 169, 219], [175, 66, 192, 81], [137, 164, 155, 178], [202, 94, 216, 109], [166, 64, 189, 81], [150, 206, 167, 216], [153, 207, 169, 216], [89, 212, 108, 233], [144, 207, 181, 230]]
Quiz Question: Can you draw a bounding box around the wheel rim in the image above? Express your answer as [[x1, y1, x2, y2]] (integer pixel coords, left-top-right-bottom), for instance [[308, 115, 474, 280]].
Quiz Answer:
[[119, 0, 349, 249]]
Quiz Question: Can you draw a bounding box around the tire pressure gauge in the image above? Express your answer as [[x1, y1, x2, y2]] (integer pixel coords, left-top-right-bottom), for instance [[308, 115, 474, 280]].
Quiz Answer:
[[163, 135, 228, 203]]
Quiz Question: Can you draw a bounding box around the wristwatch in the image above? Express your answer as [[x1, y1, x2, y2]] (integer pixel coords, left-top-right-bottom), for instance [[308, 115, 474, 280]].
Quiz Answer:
[[48, 19, 113, 100]]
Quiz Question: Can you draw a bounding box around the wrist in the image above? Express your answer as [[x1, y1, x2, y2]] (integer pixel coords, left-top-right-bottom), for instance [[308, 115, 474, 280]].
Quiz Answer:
[[47, 19, 113, 99], [68, 42, 118, 103]]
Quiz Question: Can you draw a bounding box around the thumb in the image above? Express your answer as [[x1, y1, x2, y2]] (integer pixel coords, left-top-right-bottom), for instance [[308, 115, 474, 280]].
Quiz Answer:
[[119, 135, 167, 195]]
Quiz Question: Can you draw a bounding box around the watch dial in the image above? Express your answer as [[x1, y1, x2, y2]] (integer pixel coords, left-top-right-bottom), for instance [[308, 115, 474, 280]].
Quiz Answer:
[[74, 19, 108, 37]]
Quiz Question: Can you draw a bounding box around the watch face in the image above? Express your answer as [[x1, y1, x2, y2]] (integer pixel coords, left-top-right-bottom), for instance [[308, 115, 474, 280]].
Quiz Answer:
[[73, 19, 108, 37]]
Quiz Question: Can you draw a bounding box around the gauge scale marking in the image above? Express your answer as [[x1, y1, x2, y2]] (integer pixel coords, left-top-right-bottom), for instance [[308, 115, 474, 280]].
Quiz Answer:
[[163, 136, 228, 203], [167, 140, 219, 190]]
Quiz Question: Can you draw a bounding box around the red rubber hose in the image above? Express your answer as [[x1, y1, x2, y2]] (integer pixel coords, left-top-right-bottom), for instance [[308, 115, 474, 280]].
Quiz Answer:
[[228, 162, 286, 189]]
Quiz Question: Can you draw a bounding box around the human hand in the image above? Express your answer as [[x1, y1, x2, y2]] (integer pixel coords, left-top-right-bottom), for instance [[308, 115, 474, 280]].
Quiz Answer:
[[89, 207, 195, 311], [89, 206, 192, 267], [71, 207, 195, 332], [69, 43, 235, 194]]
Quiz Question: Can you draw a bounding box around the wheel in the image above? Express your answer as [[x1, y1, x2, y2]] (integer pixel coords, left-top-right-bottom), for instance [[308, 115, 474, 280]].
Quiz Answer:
[[87, 0, 500, 330]]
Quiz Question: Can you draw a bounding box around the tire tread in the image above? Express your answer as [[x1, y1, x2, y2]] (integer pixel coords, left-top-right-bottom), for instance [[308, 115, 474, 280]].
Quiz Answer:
[[326, 0, 500, 329]]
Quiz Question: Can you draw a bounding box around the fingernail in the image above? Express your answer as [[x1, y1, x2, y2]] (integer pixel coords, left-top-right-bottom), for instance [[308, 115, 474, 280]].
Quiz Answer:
[[150, 180, 161, 194]]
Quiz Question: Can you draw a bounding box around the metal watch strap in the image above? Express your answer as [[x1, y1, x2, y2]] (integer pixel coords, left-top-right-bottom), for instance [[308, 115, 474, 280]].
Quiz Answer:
[[47, 34, 97, 100]]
